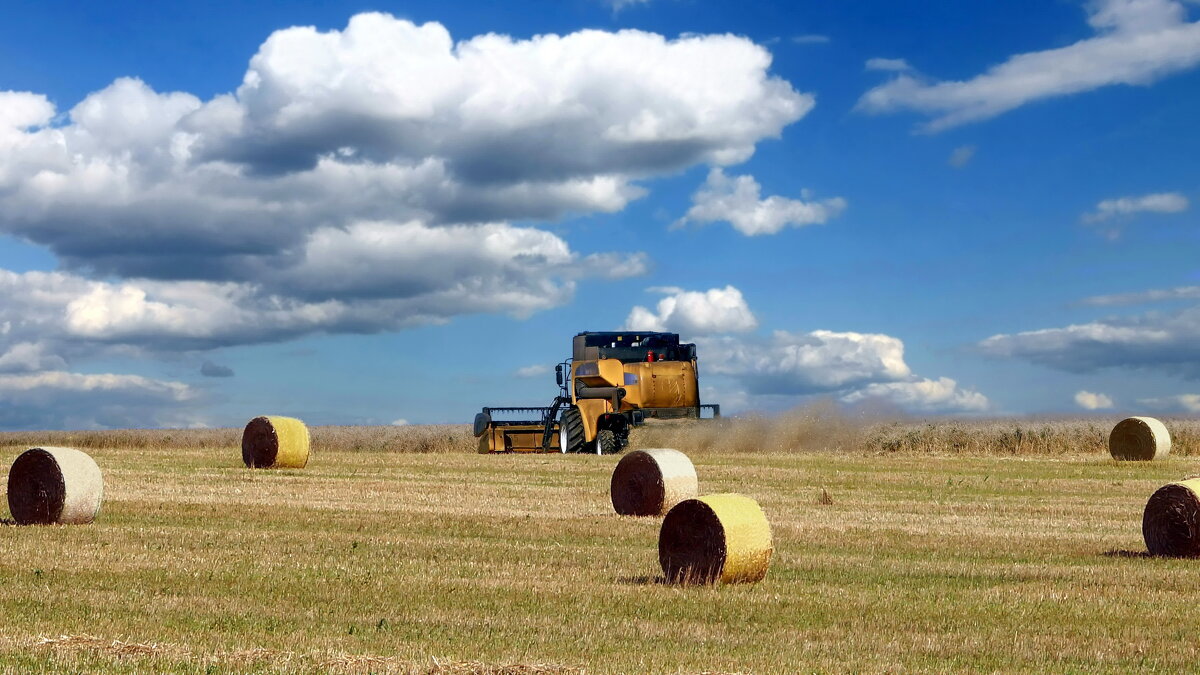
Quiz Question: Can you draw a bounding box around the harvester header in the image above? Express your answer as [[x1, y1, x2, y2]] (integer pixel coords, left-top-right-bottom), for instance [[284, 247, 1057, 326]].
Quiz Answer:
[[474, 331, 719, 454]]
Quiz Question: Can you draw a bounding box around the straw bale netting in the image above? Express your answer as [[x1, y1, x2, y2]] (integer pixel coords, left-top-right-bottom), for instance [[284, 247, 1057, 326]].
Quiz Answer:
[[1142, 478, 1200, 557], [7, 447, 103, 525], [611, 448, 697, 516], [242, 416, 310, 468], [1110, 416, 1170, 461], [659, 493, 773, 584]]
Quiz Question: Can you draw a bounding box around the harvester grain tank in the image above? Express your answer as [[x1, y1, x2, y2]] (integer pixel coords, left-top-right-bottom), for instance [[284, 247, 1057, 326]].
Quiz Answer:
[[474, 331, 720, 454]]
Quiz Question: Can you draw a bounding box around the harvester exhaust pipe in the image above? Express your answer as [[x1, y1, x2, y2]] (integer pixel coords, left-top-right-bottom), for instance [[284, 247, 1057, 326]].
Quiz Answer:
[[576, 386, 626, 400], [577, 385, 626, 410]]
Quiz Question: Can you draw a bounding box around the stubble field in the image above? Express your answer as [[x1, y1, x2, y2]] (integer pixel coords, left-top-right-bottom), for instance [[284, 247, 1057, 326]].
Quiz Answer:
[[2, 414, 1200, 674]]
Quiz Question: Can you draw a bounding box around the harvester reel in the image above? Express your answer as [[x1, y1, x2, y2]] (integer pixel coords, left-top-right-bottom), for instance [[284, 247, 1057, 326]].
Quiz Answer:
[[559, 408, 587, 454]]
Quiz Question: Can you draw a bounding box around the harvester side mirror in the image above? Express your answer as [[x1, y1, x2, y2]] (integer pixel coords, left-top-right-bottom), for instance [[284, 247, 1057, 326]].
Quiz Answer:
[[555, 364, 563, 386]]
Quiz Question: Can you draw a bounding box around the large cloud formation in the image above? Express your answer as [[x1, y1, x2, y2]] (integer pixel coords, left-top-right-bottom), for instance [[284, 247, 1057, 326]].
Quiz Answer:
[[0, 16, 813, 428], [0, 15, 813, 428], [0, 14, 808, 286], [857, 0, 1200, 132]]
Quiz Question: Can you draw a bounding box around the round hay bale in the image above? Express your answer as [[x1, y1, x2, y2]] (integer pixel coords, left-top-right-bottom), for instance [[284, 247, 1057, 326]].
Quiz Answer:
[[1143, 479, 1200, 556], [242, 416, 310, 468], [1110, 416, 1171, 461], [610, 448, 697, 516], [659, 493, 773, 585], [7, 447, 103, 525]]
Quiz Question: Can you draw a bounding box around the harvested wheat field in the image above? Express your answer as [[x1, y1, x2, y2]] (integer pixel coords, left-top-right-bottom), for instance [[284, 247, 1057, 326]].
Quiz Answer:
[[3, 415, 1200, 673]]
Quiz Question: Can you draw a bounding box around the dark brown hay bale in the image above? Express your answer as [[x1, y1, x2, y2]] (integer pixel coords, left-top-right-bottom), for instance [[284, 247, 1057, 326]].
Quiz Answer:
[[1143, 479, 1200, 557]]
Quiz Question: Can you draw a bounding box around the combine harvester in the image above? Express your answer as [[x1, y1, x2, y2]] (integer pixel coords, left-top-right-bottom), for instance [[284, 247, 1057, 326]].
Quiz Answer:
[[474, 331, 720, 454]]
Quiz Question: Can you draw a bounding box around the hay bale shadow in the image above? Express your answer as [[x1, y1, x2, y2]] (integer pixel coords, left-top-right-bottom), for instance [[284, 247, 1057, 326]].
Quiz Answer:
[[1102, 549, 1150, 558], [616, 575, 669, 586]]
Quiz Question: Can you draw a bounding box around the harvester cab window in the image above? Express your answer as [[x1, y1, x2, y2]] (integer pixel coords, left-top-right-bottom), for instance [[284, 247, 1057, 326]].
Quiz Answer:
[[573, 331, 694, 365]]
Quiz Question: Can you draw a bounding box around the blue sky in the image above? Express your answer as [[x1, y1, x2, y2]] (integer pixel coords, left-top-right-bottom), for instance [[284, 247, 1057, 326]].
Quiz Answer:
[[0, 0, 1198, 429]]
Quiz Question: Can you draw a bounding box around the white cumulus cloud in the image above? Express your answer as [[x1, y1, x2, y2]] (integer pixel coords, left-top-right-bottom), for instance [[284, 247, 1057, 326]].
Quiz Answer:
[[700, 329, 912, 395], [676, 168, 846, 236], [842, 377, 990, 413], [1075, 390, 1115, 409], [623, 286, 758, 336], [857, 0, 1200, 131]]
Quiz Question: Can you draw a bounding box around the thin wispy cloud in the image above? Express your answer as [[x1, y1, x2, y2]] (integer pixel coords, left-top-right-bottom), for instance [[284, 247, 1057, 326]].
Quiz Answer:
[[857, 0, 1200, 131], [515, 364, 550, 378], [979, 304, 1200, 378], [948, 145, 977, 168], [792, 34, 831, 45], [200, 360, 234, 378], [1081, 192, 1189, 223], [1081, 286, 1200, 306], [865, 57, 911, 72], [604, 0, 652, 11], [1138, 393, 1200, 412]]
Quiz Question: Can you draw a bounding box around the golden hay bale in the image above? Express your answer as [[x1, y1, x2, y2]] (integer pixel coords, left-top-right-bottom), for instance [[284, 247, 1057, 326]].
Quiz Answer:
[[1142, 478, 1200, 556], [1109, 416, 1171, 461], [7, 447, 103, 525], [241, 416, 310, 468], [610, 448, 697, 516], [658, 493, 773, 585]]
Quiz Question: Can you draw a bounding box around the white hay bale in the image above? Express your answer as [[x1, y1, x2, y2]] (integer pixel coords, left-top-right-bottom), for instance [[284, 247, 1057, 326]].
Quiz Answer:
[[7, 447, 104, 525], [610, 448, 697, 516], [1109, 416, 1170, 461]]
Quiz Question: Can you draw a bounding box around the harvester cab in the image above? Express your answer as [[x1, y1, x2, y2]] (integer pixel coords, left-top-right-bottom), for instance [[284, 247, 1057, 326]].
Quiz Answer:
[[474, 331, 720, 454]]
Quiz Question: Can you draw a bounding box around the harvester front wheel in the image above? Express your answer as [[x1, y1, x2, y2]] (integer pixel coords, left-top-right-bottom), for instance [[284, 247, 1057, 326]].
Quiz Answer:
[[559, 408, 587, 454], [594, 429, 617, 455]]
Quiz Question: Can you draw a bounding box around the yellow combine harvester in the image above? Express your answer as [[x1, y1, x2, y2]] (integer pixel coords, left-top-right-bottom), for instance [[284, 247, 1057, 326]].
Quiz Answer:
[[474, 331, 720, 454]]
